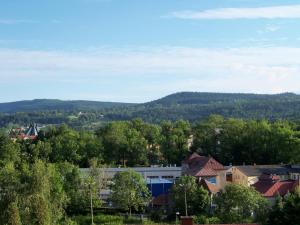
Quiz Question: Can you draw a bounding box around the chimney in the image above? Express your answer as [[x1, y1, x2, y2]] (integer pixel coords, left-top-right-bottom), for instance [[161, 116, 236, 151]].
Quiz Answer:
[[181, 216, 193, 225]]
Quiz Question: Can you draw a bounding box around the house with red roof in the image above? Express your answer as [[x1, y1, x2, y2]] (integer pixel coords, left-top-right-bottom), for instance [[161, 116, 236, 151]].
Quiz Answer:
[[252, 173, 300, 205], [10, 123, 39, 141], [182, 153, 227, 192], [231, 164, 300, 187]]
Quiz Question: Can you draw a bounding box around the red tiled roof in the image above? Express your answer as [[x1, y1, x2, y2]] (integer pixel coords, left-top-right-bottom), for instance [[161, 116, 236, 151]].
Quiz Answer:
[[196, 168, 217, 177], [184, 153, 225, 177], [252, 175, 299, 197], [18, 134, 38, 140], [204, 157, 225, 170]]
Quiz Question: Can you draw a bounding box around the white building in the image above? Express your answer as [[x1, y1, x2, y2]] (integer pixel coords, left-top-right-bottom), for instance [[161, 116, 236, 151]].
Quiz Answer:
[[80, 166, 182, 201], [80, 166, 181, 181]]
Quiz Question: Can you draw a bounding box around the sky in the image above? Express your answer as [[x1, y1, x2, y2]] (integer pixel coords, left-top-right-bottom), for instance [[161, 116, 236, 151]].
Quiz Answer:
[[1, 0, 300, 103]]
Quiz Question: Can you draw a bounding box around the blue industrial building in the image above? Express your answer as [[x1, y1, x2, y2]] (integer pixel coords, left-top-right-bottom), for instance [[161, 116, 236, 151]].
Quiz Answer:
[[146, 178, 174, 197]]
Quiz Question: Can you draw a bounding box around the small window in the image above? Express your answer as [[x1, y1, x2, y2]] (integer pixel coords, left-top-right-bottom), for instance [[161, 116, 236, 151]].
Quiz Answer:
[[206, 177, 217, 184], [162, 176, 174, 179], [147, 176, 159, 179], [226, 173, 233, 182]]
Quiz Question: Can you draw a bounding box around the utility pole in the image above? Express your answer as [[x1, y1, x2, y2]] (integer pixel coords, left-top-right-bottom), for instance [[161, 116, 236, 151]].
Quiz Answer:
[[184, 186, 187, 216], [90, 184, 94, 225], [179, 183, 188, 216]]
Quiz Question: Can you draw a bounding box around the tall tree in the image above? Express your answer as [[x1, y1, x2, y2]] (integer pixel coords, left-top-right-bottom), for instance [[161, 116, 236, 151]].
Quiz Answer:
[[160, 120, 191, 165], [171, 175, 209, 216], [110, 170, 150, 216], [98, 121, 148, 166], [0, 134, 21, 165], [268, 188, 300, 225], [82, 158, 106, 224], [215, 184, 269, 224]]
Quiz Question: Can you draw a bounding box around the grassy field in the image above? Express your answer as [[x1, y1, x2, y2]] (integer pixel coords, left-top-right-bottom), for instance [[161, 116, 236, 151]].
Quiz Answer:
[[72, 214, 174, 225]]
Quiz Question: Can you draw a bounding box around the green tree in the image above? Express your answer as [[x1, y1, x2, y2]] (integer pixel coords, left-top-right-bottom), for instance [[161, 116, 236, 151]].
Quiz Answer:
[[268, 188, 300, 225], [215, 184, 269, 223], [0, 162, 21, 224], [6, 201, 22, 225], [98, 121, 148, 166], [171, 175, 209, 216], [46, 125, 82, 164], [110, 170, 150, 215], [82, 159, 106, 224], [23, 140, 52, 163], [55, 162, 84, 214], [160, 120, 191, 165], [191, 115, 224, 158], [0, 134, 21, 165], [0, 160, 68, 225], [77, 131, 103, 167]]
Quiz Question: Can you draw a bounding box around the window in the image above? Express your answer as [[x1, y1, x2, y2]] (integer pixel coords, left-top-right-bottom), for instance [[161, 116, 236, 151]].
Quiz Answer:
[[206, 177, 217, 184], [147, 176, 159, 179], [226, 173, 233, 182], [162, 176, 174, 179]]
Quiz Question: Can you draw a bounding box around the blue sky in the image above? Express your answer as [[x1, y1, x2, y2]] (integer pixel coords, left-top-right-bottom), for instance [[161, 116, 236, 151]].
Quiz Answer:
[[1, 0, 300, 103]]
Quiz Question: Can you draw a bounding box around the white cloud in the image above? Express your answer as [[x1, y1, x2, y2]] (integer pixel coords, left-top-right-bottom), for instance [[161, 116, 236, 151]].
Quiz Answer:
[[168, 5, 300, 20], [1, 46, 300, 94]]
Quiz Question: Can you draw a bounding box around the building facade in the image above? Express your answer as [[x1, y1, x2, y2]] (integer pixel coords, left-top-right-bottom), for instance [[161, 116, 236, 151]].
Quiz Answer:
[[182, 153, 227, 192]]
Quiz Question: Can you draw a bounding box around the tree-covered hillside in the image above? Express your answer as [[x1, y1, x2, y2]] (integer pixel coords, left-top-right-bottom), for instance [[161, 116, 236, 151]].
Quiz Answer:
[[0, 99, 133, 113], [1, 92, 300, 128]]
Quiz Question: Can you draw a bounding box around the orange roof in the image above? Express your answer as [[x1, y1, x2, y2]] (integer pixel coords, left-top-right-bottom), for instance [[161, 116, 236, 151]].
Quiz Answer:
[[184, 153, 225, 177], [196, 168, 217, 177], [252, 175, 299, 197]]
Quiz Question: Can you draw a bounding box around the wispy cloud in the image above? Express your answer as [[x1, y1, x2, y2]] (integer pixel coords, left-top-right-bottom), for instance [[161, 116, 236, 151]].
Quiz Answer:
[[168, 5, 300, 20], [257, 24, 281, 34], [265, 24, 281, 32], [0, 19, 37, 25], [1, 46, 300, 95]]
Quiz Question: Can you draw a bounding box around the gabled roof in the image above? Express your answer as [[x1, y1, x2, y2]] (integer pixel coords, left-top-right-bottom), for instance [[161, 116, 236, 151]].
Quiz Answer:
[[235, 165, 289, 177], [186, 152, 202, 161], [183, 153, 225, 177], [252, 175, 299, 197], [25, 123, 38, 136], [196, 168, 217, 177]]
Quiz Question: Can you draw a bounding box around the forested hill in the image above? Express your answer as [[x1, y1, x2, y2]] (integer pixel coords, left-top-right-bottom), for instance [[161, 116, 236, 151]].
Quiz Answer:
[[130, 92, 300, 122], [0, 99, 134, 113], [148, 92, 298, 105], [1, 92, 300, 128]]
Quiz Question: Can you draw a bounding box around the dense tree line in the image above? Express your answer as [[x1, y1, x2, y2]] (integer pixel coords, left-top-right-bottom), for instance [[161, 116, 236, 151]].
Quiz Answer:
[[2, 116, 300, 167], [192, 115, 300, 165]]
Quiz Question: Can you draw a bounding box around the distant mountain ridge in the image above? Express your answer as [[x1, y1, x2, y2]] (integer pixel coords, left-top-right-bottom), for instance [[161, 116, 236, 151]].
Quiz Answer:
[[1, 92, 300, 126], [0, 99, 134, 113], [147, 92, 298, 105]]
